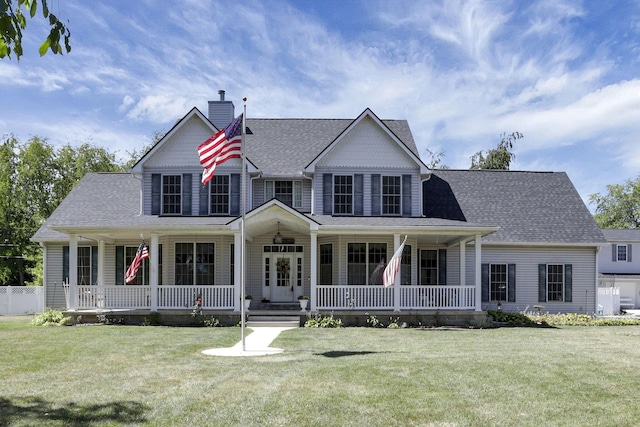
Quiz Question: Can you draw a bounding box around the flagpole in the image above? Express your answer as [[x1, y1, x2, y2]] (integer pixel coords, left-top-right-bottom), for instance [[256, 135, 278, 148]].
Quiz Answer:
[[240, 98, 247, 351]]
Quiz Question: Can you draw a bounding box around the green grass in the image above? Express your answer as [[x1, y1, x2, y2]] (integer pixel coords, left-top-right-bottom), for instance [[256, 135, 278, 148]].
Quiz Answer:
[[1, 316, 640, 426]]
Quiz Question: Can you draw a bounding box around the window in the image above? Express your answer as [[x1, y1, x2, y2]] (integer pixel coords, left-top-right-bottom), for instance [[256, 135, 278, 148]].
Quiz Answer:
[[162, 175, 181, 215], [320, 244, 333, 285], [77, 247, 92, 285], [265, 180, 303, 208], [401, 245, 411, 285], [230, 243, 235, 286], [382, 176, 401, 215], [334, 175, 353, 215], [490, 264, 507, 301], [175, 243, 214, 285], [348, 242, 386, 285], [210, 175, 230, 215], [124, 245, 149, 285], [420, 250, 439, 285], [617, 244, 629, 262], [547, 264, 564, 301]]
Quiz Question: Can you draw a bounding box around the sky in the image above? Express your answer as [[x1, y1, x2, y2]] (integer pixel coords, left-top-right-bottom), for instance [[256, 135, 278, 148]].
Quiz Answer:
[[1, 0, 640, 211]]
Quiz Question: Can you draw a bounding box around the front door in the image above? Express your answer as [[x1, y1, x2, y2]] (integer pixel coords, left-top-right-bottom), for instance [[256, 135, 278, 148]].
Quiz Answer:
[[270, 254, 296, 302]]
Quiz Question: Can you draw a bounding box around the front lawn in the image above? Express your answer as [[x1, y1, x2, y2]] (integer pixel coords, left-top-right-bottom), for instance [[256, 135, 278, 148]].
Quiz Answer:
[[1, 316, 639, 426]]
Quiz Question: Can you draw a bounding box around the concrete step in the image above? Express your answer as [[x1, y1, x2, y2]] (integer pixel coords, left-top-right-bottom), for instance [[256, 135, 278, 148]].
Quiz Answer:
[[246, 315, 301, 328]]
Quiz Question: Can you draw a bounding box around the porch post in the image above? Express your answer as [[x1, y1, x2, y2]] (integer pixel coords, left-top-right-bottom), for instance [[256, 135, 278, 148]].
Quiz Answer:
[[233, 231, 242, 312], [310, 231, 318, 311], [393, 234, 401, 312], [474, 234, 482, 311], [150, 234, 159, 311], [97, 240, 105, 287], [69, 234, 78, 310], [459, 240, 466, 287]]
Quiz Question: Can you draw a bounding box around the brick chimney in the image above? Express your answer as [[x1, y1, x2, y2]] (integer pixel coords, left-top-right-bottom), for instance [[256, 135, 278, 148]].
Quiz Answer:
[[208, 90, 235, 129]]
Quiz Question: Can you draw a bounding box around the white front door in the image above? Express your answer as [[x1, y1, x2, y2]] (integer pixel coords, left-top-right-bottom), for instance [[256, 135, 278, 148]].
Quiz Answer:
[[270, 254, 296, 302]]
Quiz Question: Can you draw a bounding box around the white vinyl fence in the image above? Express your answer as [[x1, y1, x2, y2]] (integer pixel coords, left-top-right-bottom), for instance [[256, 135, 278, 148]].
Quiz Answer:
[[597, 287, 620, 315], [0, 286, 45, 315]]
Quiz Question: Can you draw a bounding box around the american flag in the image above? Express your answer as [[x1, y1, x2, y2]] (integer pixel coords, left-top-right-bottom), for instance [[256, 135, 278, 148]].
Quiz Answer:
[[198, 114, 243, 185], [125, 241, 149, 284], [383, 236, 407, 287]]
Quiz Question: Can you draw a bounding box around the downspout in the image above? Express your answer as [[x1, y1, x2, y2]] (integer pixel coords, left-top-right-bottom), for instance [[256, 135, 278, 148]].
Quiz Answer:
[[301, 171, 314, 215], [132, 173, 143, 216]]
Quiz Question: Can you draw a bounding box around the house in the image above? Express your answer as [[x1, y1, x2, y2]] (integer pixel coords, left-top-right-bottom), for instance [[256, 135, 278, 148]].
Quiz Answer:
[[31, 92, 606, 322], [598, 229, 640, 310]]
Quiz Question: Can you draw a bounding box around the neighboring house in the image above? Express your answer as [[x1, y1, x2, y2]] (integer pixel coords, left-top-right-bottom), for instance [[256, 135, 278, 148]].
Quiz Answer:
[[598, 229, 640, 309], [32, 92, 606, 316]]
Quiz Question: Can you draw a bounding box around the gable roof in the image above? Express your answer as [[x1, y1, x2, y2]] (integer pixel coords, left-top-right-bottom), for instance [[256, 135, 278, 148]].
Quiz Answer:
[[601, 229, 640, 242], [424, 169, 605, 245]]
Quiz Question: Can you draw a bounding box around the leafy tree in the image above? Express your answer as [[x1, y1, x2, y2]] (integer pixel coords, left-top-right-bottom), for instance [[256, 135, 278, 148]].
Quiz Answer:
[[470, 131, 523, 170], [0, 0, 71, 59], [590, 177, 640, 229]]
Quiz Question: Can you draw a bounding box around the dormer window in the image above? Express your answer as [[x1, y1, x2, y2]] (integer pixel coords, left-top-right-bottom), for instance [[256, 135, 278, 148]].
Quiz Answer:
[[334, 175, 353, 215], [162, 175, 182, 215], [265, 180, 303, 208], [382, 175, 401, 215], [210, 175, 230, 215]]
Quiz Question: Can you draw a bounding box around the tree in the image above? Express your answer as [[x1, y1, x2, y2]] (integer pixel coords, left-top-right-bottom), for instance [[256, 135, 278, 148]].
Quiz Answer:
[[0, 0, 71, 60], [589, 177, 640, 229], [423, 148, 448, 170], [470, 131, 523, 170]]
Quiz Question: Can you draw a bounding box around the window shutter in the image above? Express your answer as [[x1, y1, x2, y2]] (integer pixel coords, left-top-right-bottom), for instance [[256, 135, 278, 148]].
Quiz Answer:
[[481, 263, 489, 302], [63, 246, 69, 283], [151, 174, 161, 215], [354, 174, 363, 216], [230, 174, 240, 216], [182, 173, 192, 216], [91, 246, 98, 285], [538, 264, 547, 302], [402, 174, 412, 216], [628, 245, 633, 262], [564, 264, 572, 302], [438, 249, 447, 285], [508, 264, 516, 302], [199, 176, 209, 215], [612, 244, 617, 262], [323, 174, 332, 215], [371, 174, 381, 215], [116, 246, 124, 286]]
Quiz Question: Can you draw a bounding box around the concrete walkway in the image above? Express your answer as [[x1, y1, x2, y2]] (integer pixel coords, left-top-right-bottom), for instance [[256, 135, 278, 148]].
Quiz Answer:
[[202, 326, 297, 357]]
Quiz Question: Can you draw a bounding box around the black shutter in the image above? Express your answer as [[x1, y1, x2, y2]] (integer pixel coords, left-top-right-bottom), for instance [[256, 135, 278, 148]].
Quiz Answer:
[[151, 174, 161, 215], [182, 173, 192, 216], [91, 246, 98, 285], [63, 246, 69, 283], [438, 249, 447, 285], [116, 246, 124, 286], [199, 176, 209, 215], [371, 174, 380, 215], [508, 264, 516, 302], [481, 263, 489, 302], [628, 245, 633, 262], [323, 174, 332, 215], [612, 244, 617, 262], [354, 174, 363, 216], [538, 264, 547, 302], [564, 264, 572, 302], [230, 174, 240, 216], [402, 174, 412, 216]]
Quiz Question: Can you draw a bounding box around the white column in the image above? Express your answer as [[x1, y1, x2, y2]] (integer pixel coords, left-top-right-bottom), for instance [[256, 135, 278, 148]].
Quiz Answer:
[[69, 234, 78, 310], [233, 231, 242, 312], [310, 231, 317, 312], [393, 234, 401, 312], [97, 240, 105, 287], [459, 241, 466, 287], [150, 234, 159, 311], [474, 234, 482, 312]]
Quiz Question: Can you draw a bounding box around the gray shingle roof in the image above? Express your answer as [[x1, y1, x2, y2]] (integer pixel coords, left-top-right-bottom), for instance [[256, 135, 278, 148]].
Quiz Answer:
[[424, 170, 605, 244], [245, 118, 417, 175], [601, 229, 640, 242]]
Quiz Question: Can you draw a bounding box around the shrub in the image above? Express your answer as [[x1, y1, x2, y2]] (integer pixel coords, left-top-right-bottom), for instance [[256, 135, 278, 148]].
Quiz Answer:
[[30, 308, 71, 326], [304, 313, 343, 328]]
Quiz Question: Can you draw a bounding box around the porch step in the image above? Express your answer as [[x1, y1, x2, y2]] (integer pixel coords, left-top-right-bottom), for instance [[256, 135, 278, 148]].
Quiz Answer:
[[246, 315, 301, 328]]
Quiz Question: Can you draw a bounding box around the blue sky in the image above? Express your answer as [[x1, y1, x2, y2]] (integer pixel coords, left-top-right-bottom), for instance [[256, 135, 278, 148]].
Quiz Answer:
[[2, 0, 640, 210]]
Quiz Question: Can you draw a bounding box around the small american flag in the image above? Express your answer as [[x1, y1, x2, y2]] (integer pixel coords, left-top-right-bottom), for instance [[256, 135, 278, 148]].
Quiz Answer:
[[125, 241, 149, 284], [198, 114, 243, 185], [383, 236, 407, 287]]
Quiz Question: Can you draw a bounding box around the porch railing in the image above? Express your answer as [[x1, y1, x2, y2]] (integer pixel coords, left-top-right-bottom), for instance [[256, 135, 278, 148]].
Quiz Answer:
[[75, 285, 235, 310], [316, 285, 476, 310]]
